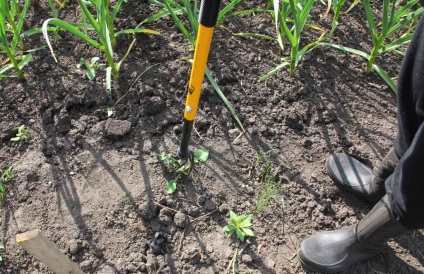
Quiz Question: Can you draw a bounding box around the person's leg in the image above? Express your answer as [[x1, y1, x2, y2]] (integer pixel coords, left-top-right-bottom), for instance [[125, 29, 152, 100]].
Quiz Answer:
[[326, 148, 399, 203], [297, 10, 424, 273], [388, 123, 424, 229], [389, 0, 424, 230], [298, 195, 407, 273]]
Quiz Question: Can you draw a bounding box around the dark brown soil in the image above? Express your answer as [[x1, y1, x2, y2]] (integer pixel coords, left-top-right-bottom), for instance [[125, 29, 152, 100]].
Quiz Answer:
[[1, 1, 423, 274]]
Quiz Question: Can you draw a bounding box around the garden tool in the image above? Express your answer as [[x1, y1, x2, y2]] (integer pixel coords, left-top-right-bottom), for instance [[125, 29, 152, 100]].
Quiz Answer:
[[175, 0, 221, 166]]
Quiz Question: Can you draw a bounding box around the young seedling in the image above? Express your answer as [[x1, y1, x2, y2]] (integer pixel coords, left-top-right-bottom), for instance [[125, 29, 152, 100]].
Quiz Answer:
[[77, 57, 106, 80], [0, 243, 3, 264], [10, 125, 30, 143], [0, 165, 14, 200], [254, 150, 284, 212], [223, 211, 255, 242], [157, 149, 209, 194]]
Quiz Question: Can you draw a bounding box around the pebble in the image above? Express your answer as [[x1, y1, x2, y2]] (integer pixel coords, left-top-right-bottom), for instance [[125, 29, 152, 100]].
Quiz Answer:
[[241, 254, 253, 263], [174, 211, 189, 228]]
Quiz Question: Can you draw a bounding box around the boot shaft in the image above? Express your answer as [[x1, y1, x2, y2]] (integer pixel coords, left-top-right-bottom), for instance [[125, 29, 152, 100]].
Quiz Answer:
[[356, 195, 407, 248]]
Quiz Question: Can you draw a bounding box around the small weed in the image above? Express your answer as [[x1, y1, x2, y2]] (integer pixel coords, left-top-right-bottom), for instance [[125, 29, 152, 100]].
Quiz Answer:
[[0, 165, 14, 200], [157, 149, 209, 194], [223, 211, 255, 242], [77, 57, 106, 80], [254, 150, 284, 212], [10, 125, 30, 143], [0, 243, 3, 264]]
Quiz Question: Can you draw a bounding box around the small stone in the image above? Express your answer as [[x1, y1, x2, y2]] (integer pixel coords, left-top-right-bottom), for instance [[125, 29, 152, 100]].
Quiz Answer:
[[174, 211, 189, 228], [266, 258, 276, 268], [68, 239, 82, 255], [247, 127, 257, 135], [247, 117, 256, 125], [172, 125, 183, 135], [241, 254, 253, 263], [228, 128, 240, 138]]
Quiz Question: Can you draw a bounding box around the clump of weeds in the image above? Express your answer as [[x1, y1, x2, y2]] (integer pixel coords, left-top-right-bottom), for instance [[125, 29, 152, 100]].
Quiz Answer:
[[254, 150, 285, 212], [10, 125, 30, 143], [157, 149, 209, 194], [0, 165, 15, 200]]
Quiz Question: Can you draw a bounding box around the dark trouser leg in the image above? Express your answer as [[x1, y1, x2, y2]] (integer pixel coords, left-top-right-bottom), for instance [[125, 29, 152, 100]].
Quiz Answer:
[[389, 11, 424, 230]]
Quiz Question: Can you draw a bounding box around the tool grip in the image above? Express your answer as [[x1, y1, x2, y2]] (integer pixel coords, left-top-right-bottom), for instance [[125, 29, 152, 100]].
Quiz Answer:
[[198, 0, 221, 27]]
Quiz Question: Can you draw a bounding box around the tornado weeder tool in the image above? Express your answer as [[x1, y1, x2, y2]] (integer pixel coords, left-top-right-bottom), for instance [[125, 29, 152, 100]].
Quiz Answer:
[[175, 0, 221, 168]]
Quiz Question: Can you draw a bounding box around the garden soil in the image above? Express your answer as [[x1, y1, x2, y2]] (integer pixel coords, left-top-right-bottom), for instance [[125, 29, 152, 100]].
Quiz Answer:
[[1, 1, 423, 274]]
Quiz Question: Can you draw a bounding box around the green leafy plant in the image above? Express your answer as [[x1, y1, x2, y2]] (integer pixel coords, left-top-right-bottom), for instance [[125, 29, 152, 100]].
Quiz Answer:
[[77, 57, 106, 80], [10, 125, 30, 143], [0, 0, 32, 80], [254, 150, 284, 212], [0, 243, 3, 264], [264, 0, 322, 78], [157, 149, 209, 194], [223, 211, 255, 242], [143, 0, 245, 131], [318, 0, 423, 92], [0, 165, 14, 200], [42, 0, 159, 92]]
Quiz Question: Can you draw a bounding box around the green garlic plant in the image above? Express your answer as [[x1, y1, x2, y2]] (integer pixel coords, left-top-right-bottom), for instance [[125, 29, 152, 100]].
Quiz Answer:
[[0, 0, 32, 80], [318, 0, 423, 92], [42, 0, 158, 92]]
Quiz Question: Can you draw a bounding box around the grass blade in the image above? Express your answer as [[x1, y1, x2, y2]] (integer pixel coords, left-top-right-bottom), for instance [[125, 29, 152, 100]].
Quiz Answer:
[[205, 68, 245, 131]]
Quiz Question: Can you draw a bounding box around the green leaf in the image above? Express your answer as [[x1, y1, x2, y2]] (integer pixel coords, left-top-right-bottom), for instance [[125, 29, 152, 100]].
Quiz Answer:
[[241, 227, 255, 237], [240, 214, 253, 227], [194, 149, 209, 163], [205, 69, 245, 131], [166, 177, 179, 194], [10, 137, 20, 142], [223, 224, 235, 233], [259, 61, 290, 81], [236, 229, 245, 241], [234, 32, 276, 40], [18, 54, 32, 70], [115, 28, 159, 36], [86, 67, 96, 80], [229, 211, 237, 223], [372, 64, 397, 93]]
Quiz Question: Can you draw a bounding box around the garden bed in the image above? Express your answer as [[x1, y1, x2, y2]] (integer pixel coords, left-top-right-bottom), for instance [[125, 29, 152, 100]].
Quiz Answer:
[[1, 0, 423, 273]]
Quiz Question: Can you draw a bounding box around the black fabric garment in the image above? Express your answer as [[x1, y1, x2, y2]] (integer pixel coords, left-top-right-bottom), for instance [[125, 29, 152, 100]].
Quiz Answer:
[[388, 10, 424, 229]]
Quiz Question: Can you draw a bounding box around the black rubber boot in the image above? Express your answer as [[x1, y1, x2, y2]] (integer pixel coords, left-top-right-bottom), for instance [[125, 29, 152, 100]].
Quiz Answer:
[[326, 148, 399, 203], [297, 195, 407, 273]]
